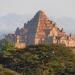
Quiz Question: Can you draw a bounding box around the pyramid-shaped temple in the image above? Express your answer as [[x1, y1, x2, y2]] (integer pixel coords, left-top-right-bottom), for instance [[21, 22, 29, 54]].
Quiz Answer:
[[7, 10, 75, 48]]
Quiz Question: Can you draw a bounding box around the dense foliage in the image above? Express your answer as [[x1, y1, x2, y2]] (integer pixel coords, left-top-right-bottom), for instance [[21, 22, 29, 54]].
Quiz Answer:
[[0, 65, 20, 75], [0, 38, 15, 50], [0, 44, 75, 75]]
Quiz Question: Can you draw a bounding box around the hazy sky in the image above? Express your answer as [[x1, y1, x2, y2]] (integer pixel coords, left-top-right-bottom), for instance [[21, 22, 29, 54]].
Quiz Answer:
[[0, 0, 75, 17]]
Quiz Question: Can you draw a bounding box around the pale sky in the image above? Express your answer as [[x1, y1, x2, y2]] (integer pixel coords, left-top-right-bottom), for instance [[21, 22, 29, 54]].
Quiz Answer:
[[0, 0, 75, 17]]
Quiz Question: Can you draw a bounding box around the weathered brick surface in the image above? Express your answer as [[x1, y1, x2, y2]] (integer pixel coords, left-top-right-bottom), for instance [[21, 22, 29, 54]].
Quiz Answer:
[[14, 10, 75, 47]]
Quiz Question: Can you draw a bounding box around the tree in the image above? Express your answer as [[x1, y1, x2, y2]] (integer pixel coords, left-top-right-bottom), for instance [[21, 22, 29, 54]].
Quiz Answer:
[[0, 38, 15, 51]]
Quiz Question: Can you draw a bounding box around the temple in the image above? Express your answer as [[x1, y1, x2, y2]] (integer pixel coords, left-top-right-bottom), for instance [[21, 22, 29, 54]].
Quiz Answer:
[[8, 10, 75, 48]]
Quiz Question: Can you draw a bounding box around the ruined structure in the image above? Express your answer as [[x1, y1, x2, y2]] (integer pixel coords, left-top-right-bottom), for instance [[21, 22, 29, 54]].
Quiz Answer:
[[9, 10, 75, 48], [15, 35, 26, 48]]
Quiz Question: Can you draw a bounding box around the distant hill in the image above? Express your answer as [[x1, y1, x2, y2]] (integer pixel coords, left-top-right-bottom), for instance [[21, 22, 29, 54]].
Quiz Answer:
[[52, 17, 75, 34], [0, 14, 31, 34]]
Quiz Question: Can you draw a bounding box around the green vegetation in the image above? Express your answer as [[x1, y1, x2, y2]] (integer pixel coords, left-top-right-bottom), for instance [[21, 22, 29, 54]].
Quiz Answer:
[[0, 44, 75, 75], [0, 38, 15, 51], [0, 65, 21, 75]]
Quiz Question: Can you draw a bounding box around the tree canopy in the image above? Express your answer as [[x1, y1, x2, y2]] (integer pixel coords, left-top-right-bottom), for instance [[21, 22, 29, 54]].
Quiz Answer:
[[0, 44, 75, 75]]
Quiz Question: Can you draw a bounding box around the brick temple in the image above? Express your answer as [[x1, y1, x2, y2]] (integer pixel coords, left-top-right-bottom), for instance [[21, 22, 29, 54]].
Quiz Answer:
[[7, 10, 75, 48]]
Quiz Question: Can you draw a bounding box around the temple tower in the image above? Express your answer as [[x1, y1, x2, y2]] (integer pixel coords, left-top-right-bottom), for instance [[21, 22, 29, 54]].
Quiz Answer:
[[34, 10, 54, 45]]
